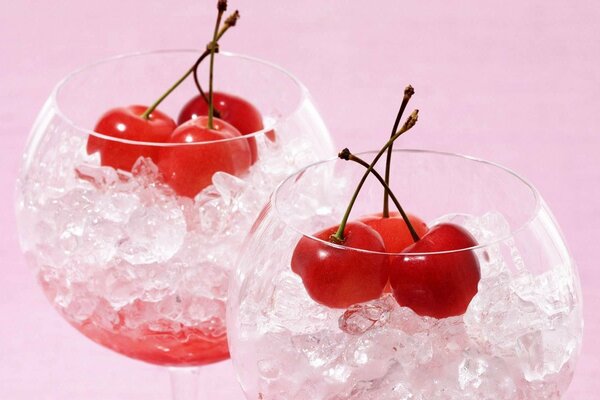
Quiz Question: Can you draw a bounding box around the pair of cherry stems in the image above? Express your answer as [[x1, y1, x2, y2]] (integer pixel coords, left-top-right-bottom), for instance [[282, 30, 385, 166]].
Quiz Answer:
[[333, 84, 420, 244], [140, 1, 238, 127], [137, 1, 420, 245]]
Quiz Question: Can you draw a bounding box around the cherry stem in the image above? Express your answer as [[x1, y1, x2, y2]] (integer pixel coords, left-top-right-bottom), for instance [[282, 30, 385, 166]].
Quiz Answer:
[[140, 59, 206, 120], [383, 85, 414, 218], [193, 58, 221, 118], [193, 10, 239, 118], [139, 4, 237, 121], [193, 44, 220, 119], [207, 1, 227, 129], [331, 109, 419, 243], [340, 149, 420, 242]]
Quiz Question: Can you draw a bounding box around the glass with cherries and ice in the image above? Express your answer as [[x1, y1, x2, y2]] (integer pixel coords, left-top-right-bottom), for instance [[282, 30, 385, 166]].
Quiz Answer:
[[227, 98, 583, 399], [15, 4, 333, 397]]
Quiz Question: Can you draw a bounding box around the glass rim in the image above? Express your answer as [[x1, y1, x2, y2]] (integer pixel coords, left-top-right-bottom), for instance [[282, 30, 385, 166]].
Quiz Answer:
[[272, 149, 542, 256], [51, 49, 310, 147]]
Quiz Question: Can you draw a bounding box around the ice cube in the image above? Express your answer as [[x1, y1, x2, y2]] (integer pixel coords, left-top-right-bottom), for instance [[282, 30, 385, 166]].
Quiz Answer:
[[90, 298, 120, 330], [339, 297, 393, 335], [464, 211, 511, 243], [94, 260, 143, 309], [517, 331, 545, 381], [118, 202, 186, 264], [64, 294, 98, 323], [196, 197, 227, 237], [458, 355, 487, 390], [131, 157, 161, 184], [181, 261, 230, 299], [258, 359, 283, 380], [267, 272, 336, 334], [81, 219, 122, 265], [138, 263, 180, 302], [94, 191, 140, 223], [182, 296, 225, 324], [75, 163, 120, 189], [212, 171, 247, 205], [291, 332, 346, 368]]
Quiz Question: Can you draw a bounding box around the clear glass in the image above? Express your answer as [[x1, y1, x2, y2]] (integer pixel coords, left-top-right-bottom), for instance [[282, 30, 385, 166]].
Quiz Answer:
[[15, 50, 334, 398], [227, 150, 583, 400]]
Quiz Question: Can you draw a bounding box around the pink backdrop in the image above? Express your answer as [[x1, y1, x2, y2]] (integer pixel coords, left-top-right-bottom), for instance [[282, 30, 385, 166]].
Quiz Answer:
[[1, 1, 598, 398]]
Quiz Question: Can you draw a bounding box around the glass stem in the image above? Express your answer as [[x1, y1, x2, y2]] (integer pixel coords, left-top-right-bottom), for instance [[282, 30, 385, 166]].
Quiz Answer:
[[170, 367, 201, 400]]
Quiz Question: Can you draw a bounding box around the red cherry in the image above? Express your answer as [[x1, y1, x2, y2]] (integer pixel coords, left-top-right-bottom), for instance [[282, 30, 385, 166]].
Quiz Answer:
[[291, 221, 388, 308], [389, 223, 481, 318], [359, 211, 429, 253], [157, 116, 252, 198], [178, 92, 275, 164], [87, 105, 176, 171], [359, 211, 429, 293]]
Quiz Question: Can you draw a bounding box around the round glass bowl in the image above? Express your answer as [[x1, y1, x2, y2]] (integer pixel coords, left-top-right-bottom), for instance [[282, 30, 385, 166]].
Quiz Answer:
[[227, 150, 583, 400], [15, 50, 334, 367]]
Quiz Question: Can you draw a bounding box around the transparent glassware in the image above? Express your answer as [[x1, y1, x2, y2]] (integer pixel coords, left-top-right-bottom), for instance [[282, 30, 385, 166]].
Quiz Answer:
[[15, 50, 334, 399], [227, 150, 583, 400]]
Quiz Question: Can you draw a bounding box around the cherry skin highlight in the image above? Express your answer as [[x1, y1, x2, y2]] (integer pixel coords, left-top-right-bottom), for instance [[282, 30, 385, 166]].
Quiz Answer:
[[87, 105, 176, 171], [158, 116, 252, 198], [389, 223, 481, 319], [291, 221, 388, 309], [178, 92, 274, 164], [360, 211, 428, 253]]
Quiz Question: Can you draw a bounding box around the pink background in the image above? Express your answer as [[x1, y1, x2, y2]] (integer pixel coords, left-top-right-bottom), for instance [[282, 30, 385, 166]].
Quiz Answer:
[[1, 0, 598, 398]]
